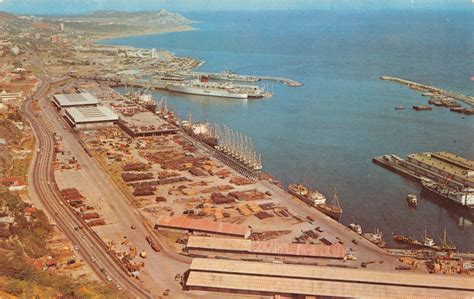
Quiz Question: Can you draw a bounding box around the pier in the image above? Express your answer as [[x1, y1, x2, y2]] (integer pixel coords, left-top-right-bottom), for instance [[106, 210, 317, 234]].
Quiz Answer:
[[169, 71, 303, 87], [381, 76, 474, 107]]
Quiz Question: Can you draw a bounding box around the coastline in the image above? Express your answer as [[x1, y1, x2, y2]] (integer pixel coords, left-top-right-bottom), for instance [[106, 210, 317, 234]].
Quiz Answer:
[[91, 24, 195, 44]]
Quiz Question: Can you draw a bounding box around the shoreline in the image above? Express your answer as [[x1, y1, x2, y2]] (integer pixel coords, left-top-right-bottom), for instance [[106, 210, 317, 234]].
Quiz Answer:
[[92, 24, 195, 44]]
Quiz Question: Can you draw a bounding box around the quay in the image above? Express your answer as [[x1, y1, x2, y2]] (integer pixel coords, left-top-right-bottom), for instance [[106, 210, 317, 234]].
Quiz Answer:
[[179, 71, 303, 87], [381, 76, 474, 107]]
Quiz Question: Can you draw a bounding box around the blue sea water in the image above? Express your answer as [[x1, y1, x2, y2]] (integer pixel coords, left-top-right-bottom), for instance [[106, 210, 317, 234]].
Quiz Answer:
[[102, 9, 474, 251]]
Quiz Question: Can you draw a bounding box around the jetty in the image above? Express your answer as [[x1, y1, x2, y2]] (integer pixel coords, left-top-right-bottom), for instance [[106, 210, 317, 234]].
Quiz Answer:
[[381, 76, 474, 107]]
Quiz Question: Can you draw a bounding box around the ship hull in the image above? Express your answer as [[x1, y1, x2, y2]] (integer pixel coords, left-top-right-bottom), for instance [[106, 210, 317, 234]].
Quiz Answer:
[[167, 84, 248, 99], [315, 205, 342, 222]]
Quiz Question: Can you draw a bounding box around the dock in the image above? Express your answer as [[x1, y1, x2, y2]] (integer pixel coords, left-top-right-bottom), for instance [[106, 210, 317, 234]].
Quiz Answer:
[[373, 152, 474, 208], [381, 76, 474, 107]]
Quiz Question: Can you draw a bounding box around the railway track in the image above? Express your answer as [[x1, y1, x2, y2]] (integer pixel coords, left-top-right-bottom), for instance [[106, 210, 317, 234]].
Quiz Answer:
[[22, 77, 152, 298]]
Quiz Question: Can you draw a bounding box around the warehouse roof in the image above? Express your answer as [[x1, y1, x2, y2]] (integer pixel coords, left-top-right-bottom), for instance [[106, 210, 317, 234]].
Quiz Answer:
[[65, 106, 118, 124], [185, 271, 472, 298], [155, 216, 250, 238], [186, 236, 345, 259], [407, 153, 474, 183], [188, 258, 474, 290], [53, 93, 99, 107]]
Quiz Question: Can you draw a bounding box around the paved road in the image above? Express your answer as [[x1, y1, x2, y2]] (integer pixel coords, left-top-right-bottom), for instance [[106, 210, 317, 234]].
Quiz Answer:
[[24, 77, 153, 298]]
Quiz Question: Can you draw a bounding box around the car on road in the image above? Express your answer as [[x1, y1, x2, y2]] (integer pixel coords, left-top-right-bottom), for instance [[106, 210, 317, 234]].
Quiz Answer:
[[106, 276, 112, 282], [81, 235, 86, 239], [163, 289, 170, 296], [90, 256, 96, 262], [352, 239, 359, 245], [73, 246, 79, 251]]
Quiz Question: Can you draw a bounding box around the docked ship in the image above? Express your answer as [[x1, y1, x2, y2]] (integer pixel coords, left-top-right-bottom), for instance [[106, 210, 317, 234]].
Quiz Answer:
[[439, 228, 456, 252], [421, 178, 474, 209], [420, 228, 437, 249], [363, 228, 385, 247], [315, 189, 343, 222], [288, 183, 327, 206], [166, 76, 264, 99], [392, 233, 422, 247], [181, 120, 263, 172]]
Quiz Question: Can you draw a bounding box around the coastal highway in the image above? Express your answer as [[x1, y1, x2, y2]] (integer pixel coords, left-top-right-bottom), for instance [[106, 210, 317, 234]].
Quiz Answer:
[[23, 77, 153, 298]]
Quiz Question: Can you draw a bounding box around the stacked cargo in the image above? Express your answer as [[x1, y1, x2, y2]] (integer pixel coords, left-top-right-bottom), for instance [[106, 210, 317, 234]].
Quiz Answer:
[[121, 172, 154, 182]]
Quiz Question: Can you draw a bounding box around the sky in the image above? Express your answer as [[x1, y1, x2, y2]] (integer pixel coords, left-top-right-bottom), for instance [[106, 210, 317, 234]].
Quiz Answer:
[[0, 0, 471, 15]]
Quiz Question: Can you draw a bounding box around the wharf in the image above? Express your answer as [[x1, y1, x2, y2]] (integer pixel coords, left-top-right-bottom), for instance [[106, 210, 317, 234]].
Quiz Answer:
[[372, 155, 422, 183], [178, 71, 303, 87], [381, 76, 474, 107]]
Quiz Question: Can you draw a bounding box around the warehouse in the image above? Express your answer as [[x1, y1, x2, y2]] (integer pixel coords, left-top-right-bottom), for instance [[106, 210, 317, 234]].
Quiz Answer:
[[184, 258, 474, 298], [403, 152, 474, 188], [52, 93, 99, 108], [185, 236, 345, 259], [64, 106, 118, 129], [155, 216, 251, 239]]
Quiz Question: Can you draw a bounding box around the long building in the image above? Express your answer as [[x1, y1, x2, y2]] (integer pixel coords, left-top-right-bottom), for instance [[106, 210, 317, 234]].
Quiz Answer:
[[64, 106, 118, 129], [184, 258, 474, 298], [185, 236, 345, 259], [52, 93, 99, 108], [155, 216, 251, 239], [403, 152, 474, 188]]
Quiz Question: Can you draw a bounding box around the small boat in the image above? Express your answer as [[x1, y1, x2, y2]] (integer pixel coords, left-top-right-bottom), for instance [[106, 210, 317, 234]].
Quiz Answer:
[[406, 193, 418, 206], [349, 216, 362, 234], [413, 105, 432, 111], [439, 228, 456, 252], [395, 106, 405, 110], [393, 233, 422, 247], [421, 228, 437, 249]]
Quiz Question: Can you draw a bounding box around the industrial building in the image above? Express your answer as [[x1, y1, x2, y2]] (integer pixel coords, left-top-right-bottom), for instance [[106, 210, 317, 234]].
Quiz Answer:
[[184, 258, 474, 298], [64, 106, 118, 129], [52, 93, 99, 108], [155, 216, 251, 239], [185, 236, 345, 259], [403, 152, 474, 188]]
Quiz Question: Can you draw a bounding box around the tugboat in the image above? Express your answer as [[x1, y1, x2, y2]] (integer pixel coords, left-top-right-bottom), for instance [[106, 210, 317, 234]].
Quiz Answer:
[[364, 228, 385, 247], [288, 183, 327, 206], [407, 193, 418, 207], [315, 188, 343, 222]]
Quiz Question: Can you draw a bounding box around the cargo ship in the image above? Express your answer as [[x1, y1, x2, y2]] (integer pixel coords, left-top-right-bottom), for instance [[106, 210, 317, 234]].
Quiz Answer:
[[315, 189, 343, 222], [288, 183, 327, 206], [421, 178, 474, 208]]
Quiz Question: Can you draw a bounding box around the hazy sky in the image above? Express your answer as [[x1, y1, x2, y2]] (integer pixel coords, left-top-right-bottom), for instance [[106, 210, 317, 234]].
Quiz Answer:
[[0, 0, 471, 15]]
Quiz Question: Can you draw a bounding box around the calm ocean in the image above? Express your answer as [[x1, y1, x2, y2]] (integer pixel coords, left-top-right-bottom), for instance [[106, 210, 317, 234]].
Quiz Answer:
[[102, 9, 474, 251]]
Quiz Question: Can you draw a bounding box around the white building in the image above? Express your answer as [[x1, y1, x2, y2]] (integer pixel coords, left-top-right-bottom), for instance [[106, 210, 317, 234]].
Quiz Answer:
[[64, 106, 118, 129], [52, 93, 99, 108]]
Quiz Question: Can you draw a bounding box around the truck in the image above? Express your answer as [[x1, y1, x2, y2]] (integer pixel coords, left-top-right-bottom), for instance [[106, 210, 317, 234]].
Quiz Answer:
[[145, 236, 160, 252]]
